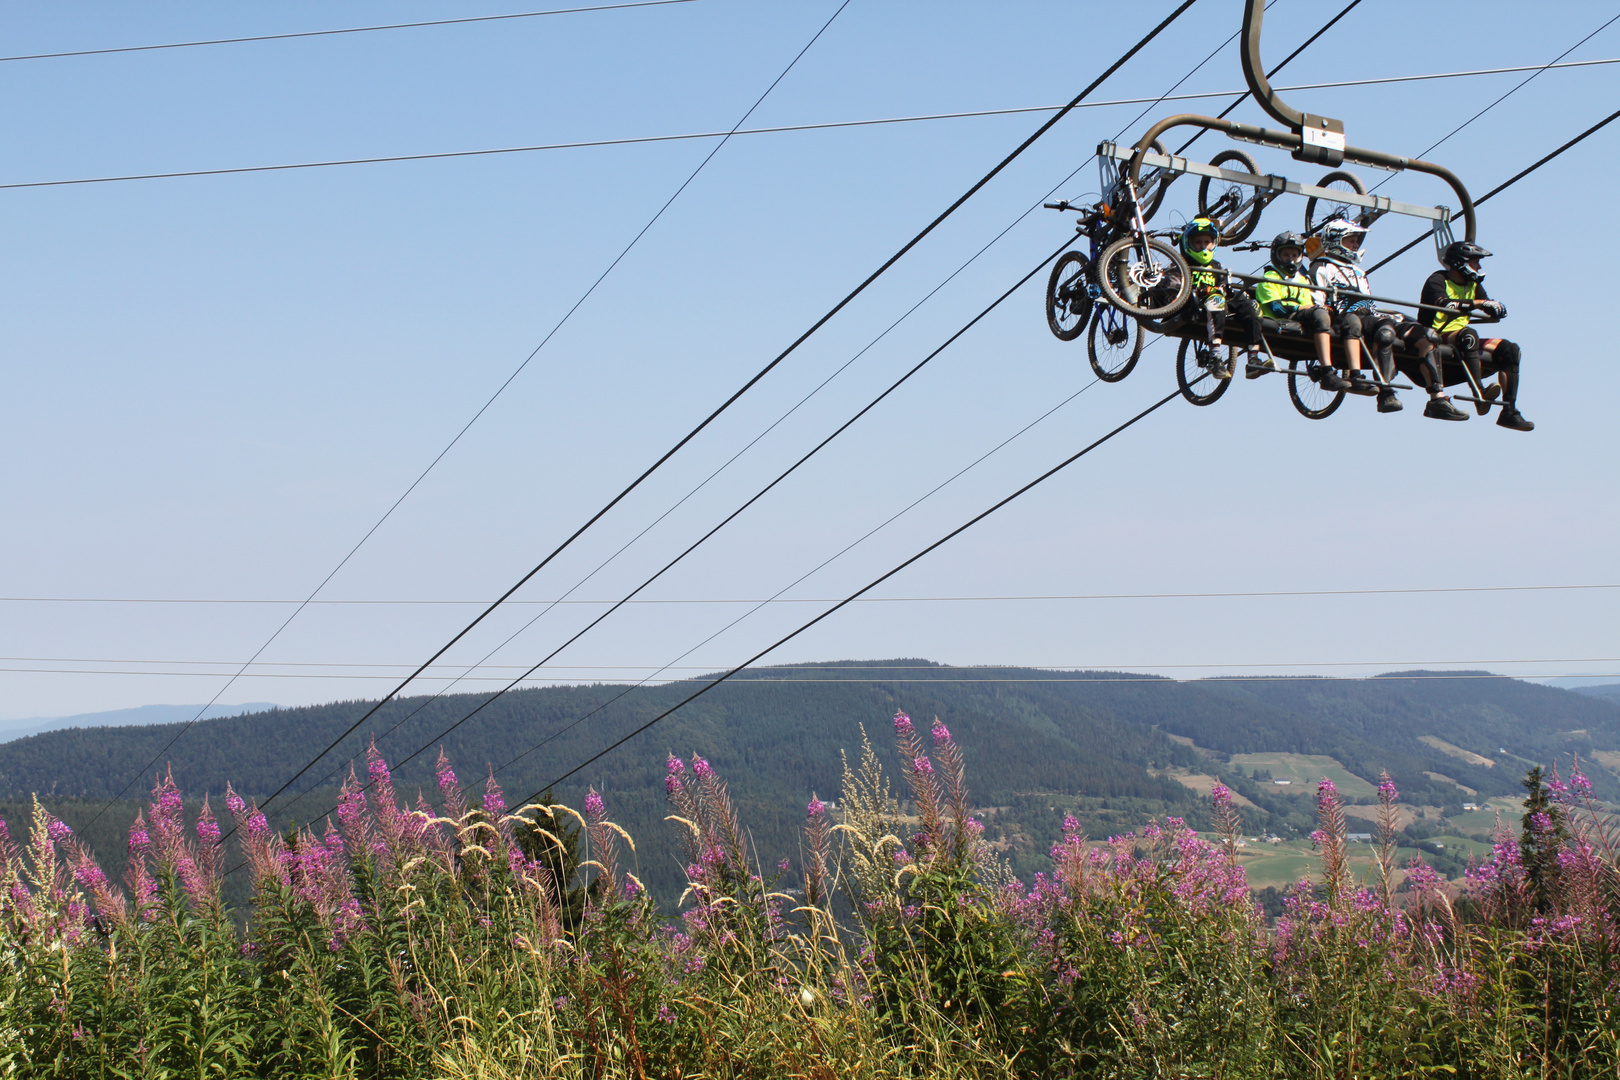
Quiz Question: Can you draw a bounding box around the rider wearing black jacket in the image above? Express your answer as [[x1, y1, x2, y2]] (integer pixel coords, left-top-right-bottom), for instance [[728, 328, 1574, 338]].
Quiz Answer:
[[1421, 241, 1532, 431]]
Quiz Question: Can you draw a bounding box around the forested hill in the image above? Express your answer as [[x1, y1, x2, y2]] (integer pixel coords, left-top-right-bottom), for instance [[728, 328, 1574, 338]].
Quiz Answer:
[[4, 663, 1616, 809]]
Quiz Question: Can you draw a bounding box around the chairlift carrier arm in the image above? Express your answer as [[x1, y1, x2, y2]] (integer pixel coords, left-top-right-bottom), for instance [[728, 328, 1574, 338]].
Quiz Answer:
[[1119, 0, 1476, 242]]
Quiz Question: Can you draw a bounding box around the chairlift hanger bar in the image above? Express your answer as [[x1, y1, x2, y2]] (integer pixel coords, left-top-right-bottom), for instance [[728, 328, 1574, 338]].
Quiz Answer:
[[1124, 0, 1476, 242], [1097, 142, 1451, 223]]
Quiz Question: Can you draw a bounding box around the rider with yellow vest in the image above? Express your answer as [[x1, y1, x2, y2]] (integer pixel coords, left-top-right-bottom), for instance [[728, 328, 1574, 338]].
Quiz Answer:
[[1253, 231, 1347, 390], [1419, 241, 1532, 431]]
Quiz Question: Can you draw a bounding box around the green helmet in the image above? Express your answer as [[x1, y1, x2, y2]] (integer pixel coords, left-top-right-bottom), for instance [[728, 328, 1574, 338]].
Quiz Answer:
[[1181, 217, 1220, 265]]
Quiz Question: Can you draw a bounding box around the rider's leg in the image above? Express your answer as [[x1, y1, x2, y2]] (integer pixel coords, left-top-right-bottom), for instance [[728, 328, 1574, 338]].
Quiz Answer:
[[1486, 340, 1531, 430], [1339, 311, 1365, 371], [1296, 307, 1347, 389]]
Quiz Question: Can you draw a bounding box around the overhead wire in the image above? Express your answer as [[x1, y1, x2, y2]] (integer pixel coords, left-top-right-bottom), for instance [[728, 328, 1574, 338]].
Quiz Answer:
[[517, 384, 1194, 803], [7, 581, 1614, 605], [249, 0, 1264, 826], [85, 0, 853, 828], [1367, 11, 1620, 195], [1171, 0, 1363, 156], [0, 1, 700, 63], [9, 60, 1619, 191], [262, 238, 1075, 824], [220, 0, 1206, 841], [1367, 104, 1620, 273], [258, 0, 1307, 828]]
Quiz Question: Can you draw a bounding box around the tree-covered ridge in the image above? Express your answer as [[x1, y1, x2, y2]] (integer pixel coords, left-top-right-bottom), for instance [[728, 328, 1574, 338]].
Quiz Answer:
[[5, 662, 1617, 902]]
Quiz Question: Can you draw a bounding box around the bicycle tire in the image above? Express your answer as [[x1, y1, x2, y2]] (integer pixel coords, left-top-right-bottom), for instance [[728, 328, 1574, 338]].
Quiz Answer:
[[1136, 139, 1174, 223], [1087, 305, 1143, 382], [1096, 236, 1192, 319], [1197, 149, 1263, 244], [1176, 338, 1232, 406], [1045, 251, 1093, 342], [1304, 170, 1367, 237], [1287, 355, 1345, 419]]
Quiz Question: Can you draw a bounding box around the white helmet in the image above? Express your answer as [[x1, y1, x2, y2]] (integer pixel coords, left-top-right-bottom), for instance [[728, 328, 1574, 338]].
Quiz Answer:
[[1319, 219, 1368, 265]]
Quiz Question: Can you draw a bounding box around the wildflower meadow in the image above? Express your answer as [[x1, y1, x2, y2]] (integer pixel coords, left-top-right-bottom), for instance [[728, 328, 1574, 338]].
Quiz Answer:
[[1, 710, 1616, 1077]]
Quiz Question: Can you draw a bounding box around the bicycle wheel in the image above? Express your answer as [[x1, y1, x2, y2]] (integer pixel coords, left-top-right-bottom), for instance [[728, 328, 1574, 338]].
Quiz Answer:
[[1045, 251, 1093, 341], [1304, 170, 1367, 237], [1087, 305, 1143, 382], [1136, 139, 1174, 223], [1287, 355, 1345, 419], [1176, 338, 1232, 406], [1197, 149, 1263, 244], [1096, 236, 1192, 319]]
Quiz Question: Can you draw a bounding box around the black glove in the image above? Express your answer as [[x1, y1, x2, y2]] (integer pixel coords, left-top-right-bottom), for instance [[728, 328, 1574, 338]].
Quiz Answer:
[[1479, 299, 1507, 319]]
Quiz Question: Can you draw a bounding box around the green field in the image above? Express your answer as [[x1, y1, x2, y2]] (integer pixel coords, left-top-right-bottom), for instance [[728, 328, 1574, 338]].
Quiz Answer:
[[1228, 753, 1378, 798]]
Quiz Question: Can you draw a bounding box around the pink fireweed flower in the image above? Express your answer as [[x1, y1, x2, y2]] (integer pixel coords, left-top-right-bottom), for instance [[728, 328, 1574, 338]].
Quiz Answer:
[[778, 858, 792, 871], [893, 710, 913, 736], [912, 756, 933, 776], [692, 756, 713, 780], [1211, 782, 1232, 808], [0, 818, 9, 844], [665, 773, 682, 795], [1316, 778, 1338, 808], [47, 819, 72, 844], [1571, 771, 1594, 797], [931, 719, 951, 744], [246, 811, 269, 836], [195, 814, 221, 845], [368, 755, 391, 786], [483, 776, 507, 820], [1404, 858, 1442, 893], [584, 789, 605, 822], [226, 791, 245, 818], [73, 861, 107, 891], [1378, 775, 1399, 804], [128, 817, 150, 854], [807, 797, 826, 818]]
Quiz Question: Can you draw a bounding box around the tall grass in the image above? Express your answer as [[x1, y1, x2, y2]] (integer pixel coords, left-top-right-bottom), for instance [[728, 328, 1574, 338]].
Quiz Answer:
[[1, 719, 1615, 1078]]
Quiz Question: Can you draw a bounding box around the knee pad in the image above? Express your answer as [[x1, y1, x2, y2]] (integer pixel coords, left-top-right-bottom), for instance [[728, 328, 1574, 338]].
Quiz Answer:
[[1493, 340, 1521, 372], [1455, 326, 1480, 355], [1375, 324, 1396, 346], [1307, 308, 1332, 334]]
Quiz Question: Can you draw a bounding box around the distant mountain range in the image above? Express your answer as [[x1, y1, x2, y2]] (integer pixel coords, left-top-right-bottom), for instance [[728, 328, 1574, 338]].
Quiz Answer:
[[1574, 683, 1620, 706], [0, 703, 278, 744], [3, 663, 1616, 902]]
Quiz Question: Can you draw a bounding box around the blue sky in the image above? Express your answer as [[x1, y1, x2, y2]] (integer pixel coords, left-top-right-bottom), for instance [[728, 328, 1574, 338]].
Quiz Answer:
[[2, 0, 1617, 722]]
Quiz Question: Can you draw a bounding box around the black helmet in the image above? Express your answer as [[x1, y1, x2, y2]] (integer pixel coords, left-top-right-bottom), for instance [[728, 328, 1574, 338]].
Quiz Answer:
[[1270, 231, 1307, 275], [1442, 240, 1492, 282]]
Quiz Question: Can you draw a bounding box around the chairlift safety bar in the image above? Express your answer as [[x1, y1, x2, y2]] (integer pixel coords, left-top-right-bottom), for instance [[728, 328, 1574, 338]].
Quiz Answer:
[[1098, 142, 1452, 224]]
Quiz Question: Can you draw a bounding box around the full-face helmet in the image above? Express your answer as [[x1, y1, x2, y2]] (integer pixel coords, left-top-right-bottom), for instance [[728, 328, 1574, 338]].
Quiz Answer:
[[1181, 216, 1221, 266], [1442, 240, 1492, 282], [1270, 231, 1307, 275], [1318, 219, 1368, 265]]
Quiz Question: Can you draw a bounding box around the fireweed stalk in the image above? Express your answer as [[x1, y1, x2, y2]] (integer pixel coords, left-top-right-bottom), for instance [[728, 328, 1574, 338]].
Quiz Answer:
[[0, 731, 1617, 1076]]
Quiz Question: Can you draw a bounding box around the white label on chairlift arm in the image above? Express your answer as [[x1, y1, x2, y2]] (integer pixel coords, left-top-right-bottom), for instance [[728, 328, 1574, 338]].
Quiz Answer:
[[1302, 125, 1346, 153]]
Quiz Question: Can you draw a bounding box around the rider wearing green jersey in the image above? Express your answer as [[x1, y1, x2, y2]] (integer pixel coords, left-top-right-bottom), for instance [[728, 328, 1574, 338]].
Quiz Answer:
[[1253, 231, 1348, 390]]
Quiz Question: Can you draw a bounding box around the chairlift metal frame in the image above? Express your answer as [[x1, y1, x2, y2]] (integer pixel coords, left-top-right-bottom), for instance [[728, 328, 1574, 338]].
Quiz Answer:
[[1121, 0, 1477, 249]]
